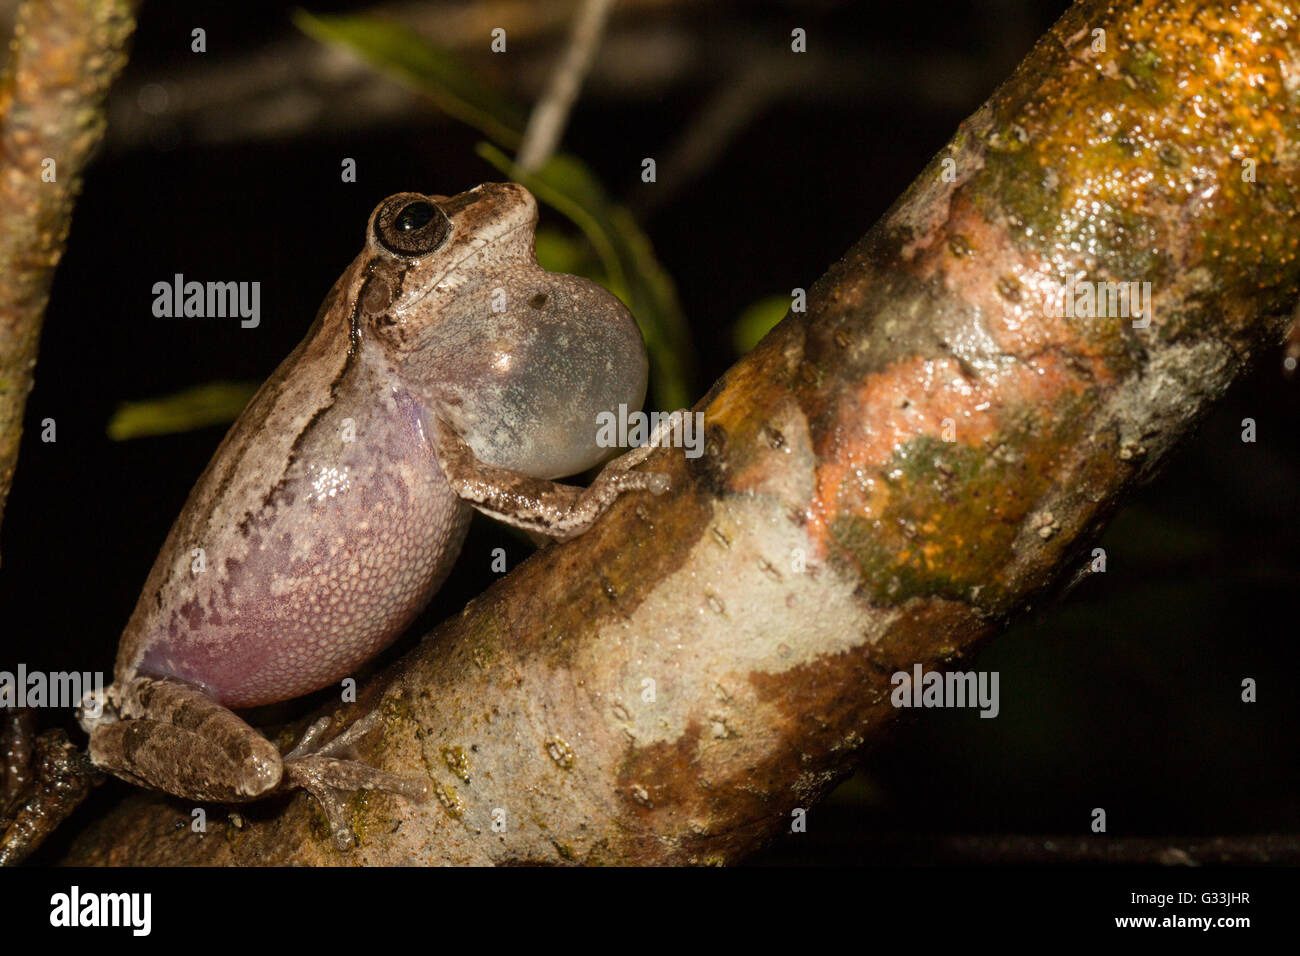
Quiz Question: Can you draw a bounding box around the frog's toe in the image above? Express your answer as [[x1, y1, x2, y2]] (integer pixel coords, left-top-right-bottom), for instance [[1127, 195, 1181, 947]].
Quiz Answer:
[[285, 755, 429, 850], [642, 472, 670, 495], [283, 760, 356, 849], [607, 469, 669, 496], [281, 709, 428, 850]]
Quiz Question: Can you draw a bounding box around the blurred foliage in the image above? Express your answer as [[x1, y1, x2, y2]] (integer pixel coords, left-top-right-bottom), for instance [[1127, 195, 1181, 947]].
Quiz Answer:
[[294, 10, 526, 148], [733, 295, 790, 355], [107, 381, 258, 440], [533, 228, 588, 278]]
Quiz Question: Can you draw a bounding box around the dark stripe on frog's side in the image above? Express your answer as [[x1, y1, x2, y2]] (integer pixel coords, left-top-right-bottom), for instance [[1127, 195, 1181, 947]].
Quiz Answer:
[[206, 277, 346, 522], [145, 321, 332, 613], [144, 281, 348, 612], [236, 259, 411, 538]]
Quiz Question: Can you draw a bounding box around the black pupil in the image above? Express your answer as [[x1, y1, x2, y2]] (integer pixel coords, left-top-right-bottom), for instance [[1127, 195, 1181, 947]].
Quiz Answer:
[[395, 201, 435, 232]]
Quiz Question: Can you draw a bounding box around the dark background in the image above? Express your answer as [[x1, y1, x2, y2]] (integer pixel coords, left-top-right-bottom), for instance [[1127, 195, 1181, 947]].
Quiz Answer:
[[2, 0, 1296, 864]]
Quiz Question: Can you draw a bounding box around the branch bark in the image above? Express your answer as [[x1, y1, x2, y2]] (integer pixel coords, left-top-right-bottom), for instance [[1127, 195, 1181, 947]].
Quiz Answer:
[[63, 0, 1300, 864], [0, 0, 139, 558]]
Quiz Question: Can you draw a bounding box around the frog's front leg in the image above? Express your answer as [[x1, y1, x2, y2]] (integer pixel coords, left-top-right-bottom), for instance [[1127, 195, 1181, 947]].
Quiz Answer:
[[86, 677, 425, 848], [430, 415, 677, 540]]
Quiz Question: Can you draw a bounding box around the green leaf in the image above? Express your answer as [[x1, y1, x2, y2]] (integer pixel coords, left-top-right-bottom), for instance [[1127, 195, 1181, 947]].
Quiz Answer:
[[733, 296, 791, 355], [108, 381, 260, 441], [293, 10, 525, 149], [533, 227, 592, 278], [478, 144, 694, 410]]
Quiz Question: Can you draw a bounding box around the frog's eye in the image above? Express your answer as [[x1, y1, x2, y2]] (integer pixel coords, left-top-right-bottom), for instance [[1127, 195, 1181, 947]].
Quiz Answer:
[[374, 195, 451, 258]]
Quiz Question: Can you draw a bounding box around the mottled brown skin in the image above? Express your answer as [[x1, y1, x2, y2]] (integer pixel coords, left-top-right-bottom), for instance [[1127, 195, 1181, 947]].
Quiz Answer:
[[80, 183, 666, 848]]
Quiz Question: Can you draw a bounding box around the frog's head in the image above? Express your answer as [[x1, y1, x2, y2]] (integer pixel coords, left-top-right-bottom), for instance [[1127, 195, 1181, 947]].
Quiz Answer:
[[356, 182, 648, 480], [363, 181, 537, 288]]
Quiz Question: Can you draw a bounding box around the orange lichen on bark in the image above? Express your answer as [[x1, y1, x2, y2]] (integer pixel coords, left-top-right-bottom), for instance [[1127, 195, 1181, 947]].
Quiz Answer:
[[794, 0, 1300, 609]]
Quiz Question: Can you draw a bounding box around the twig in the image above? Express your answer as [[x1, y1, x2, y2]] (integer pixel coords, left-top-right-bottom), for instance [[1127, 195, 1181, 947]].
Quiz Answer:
[[515, 0, 615, 172], [628, 56, 788, 217]]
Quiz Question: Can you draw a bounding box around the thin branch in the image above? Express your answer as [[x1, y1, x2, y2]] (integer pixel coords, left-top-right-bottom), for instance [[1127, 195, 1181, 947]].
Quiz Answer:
[[515, 0, 615, 172], [628, 55, 787, 217]]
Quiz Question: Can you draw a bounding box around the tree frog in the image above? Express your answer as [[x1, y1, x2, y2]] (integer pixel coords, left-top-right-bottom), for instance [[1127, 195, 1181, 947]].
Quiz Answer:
[[79, 182, 669, 848]]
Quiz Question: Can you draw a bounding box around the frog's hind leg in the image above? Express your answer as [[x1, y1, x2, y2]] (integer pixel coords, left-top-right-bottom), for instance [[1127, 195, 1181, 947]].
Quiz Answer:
[[86, 676, 284, 802], [281, 709, 428, 850]]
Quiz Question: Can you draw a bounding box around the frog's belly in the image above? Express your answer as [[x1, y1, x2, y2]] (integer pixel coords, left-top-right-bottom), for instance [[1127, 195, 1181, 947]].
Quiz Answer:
[[135, 461, 470, 709]]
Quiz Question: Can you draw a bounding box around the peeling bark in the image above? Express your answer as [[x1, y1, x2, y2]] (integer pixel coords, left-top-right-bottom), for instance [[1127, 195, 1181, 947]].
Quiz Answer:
[[62, 0, 1300, 865]]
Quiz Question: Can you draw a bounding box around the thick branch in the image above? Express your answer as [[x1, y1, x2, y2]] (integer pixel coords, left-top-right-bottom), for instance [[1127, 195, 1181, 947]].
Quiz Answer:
[[0, 0, 139, 556], [64, 0, 1300, 864]]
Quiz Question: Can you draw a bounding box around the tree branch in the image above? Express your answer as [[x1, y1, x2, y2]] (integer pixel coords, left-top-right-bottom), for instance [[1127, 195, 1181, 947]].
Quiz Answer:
[[0, 0, 139, 558], [62, 0, 1300, 864]]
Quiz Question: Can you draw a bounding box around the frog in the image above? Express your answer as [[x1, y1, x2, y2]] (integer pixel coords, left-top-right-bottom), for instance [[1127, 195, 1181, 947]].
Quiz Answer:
[[78, 182, 671, 849]]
